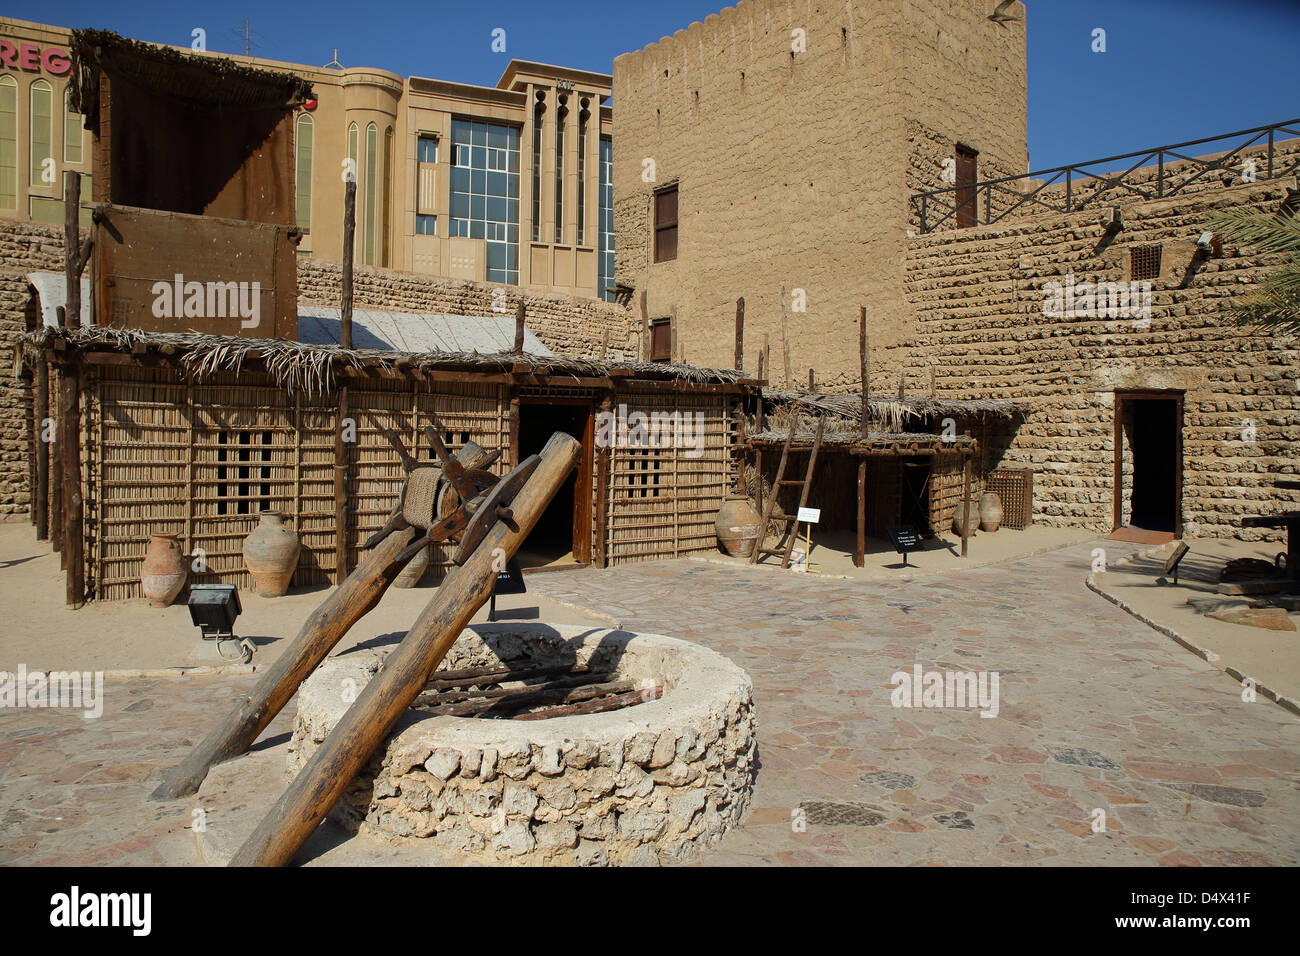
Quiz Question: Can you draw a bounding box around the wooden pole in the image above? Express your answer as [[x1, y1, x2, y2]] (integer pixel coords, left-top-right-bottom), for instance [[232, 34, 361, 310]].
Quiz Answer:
[[341, 179, 356, 350], [34, 357, 49, 540], [58, 362, 84, 607], [856, 307, 868, 568], [808, 368, 815, 392], [229, 433, 581, 867], [64, 172, 82, 330], [960, 453, 971, 558], [594, 393, 611, 567], [513, 300, 525, 355], [151, 525, 419, 801], [734, 297, 744, 371], [779, 283, 792, 387]]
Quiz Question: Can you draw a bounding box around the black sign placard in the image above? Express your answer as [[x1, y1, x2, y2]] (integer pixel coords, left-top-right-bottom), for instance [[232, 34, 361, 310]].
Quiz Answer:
[[493, 557, 526, 595], [887, 525, 923, 553]]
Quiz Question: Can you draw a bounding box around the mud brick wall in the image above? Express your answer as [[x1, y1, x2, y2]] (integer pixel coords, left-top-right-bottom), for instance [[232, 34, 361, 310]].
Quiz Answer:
[[903, 176, 1300, 540], [0, 220, 69, 521], [296, 259, 637, 361], [613, 0, 1027, 391]]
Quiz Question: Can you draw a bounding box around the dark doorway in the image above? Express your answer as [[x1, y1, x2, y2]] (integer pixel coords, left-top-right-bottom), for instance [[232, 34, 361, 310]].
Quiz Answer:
[[517, 401, 592, 568], [901, 458, 932, 533], [956, 144, 978, 228], [1126, 397, 1181, 532]]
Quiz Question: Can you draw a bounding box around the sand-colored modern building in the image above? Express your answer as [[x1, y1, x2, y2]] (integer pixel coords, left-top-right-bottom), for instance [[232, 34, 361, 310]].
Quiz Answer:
[[611, 0, 1028, 379], [0, 17, 616, 301]]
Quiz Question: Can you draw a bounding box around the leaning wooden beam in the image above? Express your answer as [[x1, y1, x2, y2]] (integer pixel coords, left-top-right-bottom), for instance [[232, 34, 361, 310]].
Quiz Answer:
[[734, 296, 744, 371], [151, 524, 418, 801], [229, 432, 582, 866]]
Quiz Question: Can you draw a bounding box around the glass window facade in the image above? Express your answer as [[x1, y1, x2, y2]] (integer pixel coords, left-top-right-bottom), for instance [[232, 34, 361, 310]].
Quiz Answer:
[[416, 214, 436, 235], [30, 79, 51, 185], [598, 138, 614, 302], [449, 118, 519, 285], [0, 76, 15, 209], [417, 136, 437, 163], [295, 112, 313, 231], [63, 87, 82, 166]]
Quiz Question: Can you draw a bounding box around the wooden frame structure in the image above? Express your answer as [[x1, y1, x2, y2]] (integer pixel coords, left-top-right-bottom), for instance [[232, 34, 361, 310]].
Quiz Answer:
[[20, 328, 755, 603]]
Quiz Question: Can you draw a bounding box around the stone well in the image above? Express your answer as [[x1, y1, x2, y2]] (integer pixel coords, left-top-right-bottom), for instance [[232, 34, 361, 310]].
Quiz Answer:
[[290, 623, 756, 866]]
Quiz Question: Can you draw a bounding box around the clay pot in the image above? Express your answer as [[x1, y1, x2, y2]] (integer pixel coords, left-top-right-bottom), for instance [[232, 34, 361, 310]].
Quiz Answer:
[[242, 510, 300, 597], [393, 545, 430, 588], [716, 496, 761, 557], [979, 491, 1003, 533], [952, 498, 980, 537], [141, 532, 186, 607]]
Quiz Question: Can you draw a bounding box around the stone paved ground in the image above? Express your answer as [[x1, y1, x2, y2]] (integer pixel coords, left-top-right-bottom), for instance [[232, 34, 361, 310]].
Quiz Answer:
[[528, 542, 1299, 866], [1, 539, 1296, 866]]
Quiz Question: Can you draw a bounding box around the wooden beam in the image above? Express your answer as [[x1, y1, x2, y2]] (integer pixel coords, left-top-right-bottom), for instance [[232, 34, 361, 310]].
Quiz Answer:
[[229, 433, 582, 867], [513, 300, 525, 355], [857, 306, 868, 568], [960, 453, 971, 558], [58, 364, 84, 607], [150, 525, 419, 800], [34, 358, 48, 541], [593, 392, 611, 567], [734, 297, 744, 371], [341, 179, 356, 350]]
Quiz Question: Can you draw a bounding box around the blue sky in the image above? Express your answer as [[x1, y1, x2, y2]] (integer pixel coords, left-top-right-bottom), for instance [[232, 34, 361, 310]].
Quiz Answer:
[[17, 0, 1300, 171]]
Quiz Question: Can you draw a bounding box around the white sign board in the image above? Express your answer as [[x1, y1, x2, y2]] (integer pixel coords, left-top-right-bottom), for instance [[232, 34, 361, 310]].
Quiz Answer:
[[796, 507, 820, 524]]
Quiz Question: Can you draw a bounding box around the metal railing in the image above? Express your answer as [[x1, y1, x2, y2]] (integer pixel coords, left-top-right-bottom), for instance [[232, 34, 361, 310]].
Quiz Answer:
[[912, 118, 1300, 234]]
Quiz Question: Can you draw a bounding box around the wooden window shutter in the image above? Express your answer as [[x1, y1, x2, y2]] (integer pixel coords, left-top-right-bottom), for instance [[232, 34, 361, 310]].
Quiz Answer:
[[654, 185, 678, 262], [650, 318, 672, 361]]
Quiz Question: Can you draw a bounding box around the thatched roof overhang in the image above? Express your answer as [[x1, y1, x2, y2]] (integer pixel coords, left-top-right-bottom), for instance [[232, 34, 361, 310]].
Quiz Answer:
[[18, 327, 759, 396], [69, 29, 314, 132], [747, 430, 978, 457], [762, 389, 1022, 434]]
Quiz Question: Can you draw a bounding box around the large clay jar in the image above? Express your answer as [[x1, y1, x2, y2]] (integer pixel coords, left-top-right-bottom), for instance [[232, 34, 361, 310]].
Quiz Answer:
[[393, 545, 430, 588], [242, 510, 300, 597], [952, 498, 980, 537], [141, 532, 186, 607], [979, 491, 1003, 533], [716, 495, 762, 557]]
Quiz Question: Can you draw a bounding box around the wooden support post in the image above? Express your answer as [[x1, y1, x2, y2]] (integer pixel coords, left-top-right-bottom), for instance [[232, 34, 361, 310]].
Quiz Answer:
[[508, 395, 521, 469], [34, 357, 49, 540], [734, 297, 744, 371], [856, 307, 868, 568], [58, 363, 84, 607], [756, 349, 764, 381], [639, 289, 649, 362], [594, 393, 611, 567], [670, 303, 678, 363], [960, 453, 971, 558], [63, 171, 91, 330], [762, 334, 770, 386], [50, 404, 63, 556], [898, 367, 905, 400], [333, 386, 350, 582], [151, 526, 419, 800], [341, 179, 356, 350], [513, 300, 525, 355], [779, 283, 792, 387], [229, 433, 582, 867], [808, 368, 815, 392]]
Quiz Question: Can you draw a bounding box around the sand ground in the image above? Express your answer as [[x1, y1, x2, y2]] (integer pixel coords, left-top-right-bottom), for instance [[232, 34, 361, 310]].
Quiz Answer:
[[701, 524, 1093, 580], [0, 524, 610, 673]]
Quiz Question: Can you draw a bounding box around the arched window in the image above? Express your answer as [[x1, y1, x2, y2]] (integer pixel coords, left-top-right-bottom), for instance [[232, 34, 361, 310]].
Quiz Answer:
[[295, 112, 313, 231], [30, 79, 52, 186], [63, 86, 82, 166], [363, 122, 377, 266], [381, 126, 392, 267], [0, 76, 16, 209]]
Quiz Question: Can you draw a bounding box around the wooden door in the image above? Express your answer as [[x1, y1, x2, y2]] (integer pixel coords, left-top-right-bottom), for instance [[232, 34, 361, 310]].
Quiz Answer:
[[956, 145, 978, 228]]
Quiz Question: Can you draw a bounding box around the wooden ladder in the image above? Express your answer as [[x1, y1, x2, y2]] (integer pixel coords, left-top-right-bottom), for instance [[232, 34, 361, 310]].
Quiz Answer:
[[751, 413, 824, 568]]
